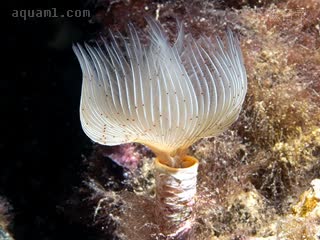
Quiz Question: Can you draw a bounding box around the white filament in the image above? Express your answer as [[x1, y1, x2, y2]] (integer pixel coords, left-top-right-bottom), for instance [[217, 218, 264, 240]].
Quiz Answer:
[[73, 19, 247, 156]]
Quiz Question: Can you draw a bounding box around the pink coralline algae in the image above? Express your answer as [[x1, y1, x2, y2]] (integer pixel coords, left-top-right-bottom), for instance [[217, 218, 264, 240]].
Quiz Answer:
[[100, 143, 148, 169]]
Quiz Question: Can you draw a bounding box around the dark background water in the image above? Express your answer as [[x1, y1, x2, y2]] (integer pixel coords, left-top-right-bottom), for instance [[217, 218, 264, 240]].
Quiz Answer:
[[4, 0, 102, 239]]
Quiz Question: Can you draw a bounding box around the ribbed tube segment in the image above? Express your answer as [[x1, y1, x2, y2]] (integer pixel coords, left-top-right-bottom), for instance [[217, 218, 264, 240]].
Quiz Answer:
[[154, 156, 199, 239]]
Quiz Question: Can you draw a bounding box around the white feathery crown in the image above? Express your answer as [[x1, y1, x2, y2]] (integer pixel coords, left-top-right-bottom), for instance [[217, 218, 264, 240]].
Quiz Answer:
[[73, 19, 247, 157]]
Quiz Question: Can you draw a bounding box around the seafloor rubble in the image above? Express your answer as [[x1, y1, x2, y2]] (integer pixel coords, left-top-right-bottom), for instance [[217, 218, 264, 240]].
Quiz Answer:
[[69, 0, 320, 239]]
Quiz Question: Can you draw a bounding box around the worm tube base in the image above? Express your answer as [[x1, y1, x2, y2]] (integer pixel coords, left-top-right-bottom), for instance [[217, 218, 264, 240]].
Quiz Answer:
[[154, 156, 199, 239]]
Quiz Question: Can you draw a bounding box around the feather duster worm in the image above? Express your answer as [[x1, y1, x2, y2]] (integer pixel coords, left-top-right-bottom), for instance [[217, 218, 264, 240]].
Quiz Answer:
[[73, 19, 247, 238]]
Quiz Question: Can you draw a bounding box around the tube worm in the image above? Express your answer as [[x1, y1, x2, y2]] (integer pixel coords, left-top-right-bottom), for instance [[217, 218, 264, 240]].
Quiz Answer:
[[73, 18, 247, 238]]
